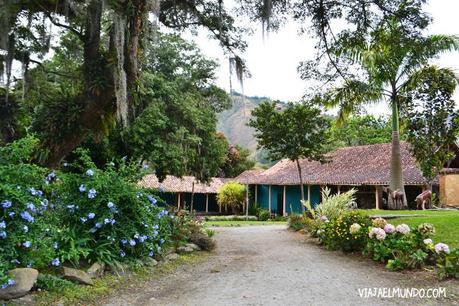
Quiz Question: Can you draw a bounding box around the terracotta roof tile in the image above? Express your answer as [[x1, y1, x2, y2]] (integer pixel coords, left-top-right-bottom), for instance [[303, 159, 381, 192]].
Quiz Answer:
[[239, 142, 427, 186], [138, 175, 230, 193]]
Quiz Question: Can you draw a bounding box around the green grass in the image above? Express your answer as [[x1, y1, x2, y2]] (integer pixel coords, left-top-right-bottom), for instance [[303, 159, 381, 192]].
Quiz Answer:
[[360, 209, 459, 249], [206, 220, 287, 227], [363, 209, 459, 217], [31, 252, 209, 306]]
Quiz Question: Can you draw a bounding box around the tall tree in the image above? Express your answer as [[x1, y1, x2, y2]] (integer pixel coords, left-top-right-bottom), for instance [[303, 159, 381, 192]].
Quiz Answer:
[[317, 21, 458, 209], [329, 115, 394, 149], [0, 0, 246, 167], [249, 101, 330, 211], [404, 66, 459, 188], [221, 144, 256, 178]]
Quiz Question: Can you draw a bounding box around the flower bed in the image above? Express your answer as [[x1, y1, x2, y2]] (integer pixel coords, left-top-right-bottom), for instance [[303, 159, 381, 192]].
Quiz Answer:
[[290, 189, 458, 280]]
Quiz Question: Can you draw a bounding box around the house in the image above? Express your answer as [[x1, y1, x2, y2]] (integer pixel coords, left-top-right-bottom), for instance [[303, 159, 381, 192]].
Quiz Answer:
[[235, 142, 430, 215], [138, 175, 230, 213]]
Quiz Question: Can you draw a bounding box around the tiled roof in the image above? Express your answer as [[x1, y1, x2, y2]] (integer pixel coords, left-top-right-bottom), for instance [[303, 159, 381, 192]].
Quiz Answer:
[[138, 175, 230, 193], [236, 142, 428, 186], [234, 169, 265, 184]]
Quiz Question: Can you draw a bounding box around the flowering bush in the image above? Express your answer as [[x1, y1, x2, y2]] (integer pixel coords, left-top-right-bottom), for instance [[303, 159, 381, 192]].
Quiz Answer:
[[53, 163, 172, 265], [317, 210, 371, 252], [0, 138, 190, 289], [364, 221, 436, 271], [436, 248, 459, 279], [0, 138, 60, 289]]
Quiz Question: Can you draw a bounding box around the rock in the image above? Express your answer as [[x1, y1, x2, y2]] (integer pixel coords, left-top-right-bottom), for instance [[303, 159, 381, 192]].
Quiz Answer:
[[176, 246, 194, 254], [165, 253, 179, 261], [144, 258, 158, 267], [87, 262, 105, 279], [0, 268, 38, 300], [186, 243, 201, 251], [63, 267, 93, 285]]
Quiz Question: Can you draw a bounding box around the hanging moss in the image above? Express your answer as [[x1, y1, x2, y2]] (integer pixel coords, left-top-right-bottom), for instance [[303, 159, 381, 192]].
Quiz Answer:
[[112, 10, 129, 126]]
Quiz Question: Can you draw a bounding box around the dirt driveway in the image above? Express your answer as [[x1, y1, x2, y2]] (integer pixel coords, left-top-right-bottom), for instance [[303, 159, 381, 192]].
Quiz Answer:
[[103, 225, 458, 306]]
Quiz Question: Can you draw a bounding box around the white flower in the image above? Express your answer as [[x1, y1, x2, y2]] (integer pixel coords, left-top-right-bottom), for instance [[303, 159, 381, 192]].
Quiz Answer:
[[349, 223, 361, 234], [369, 227, 386, 240], [423, 238, 433, 245], [434, 243, 450, 254], [395, 224, 410, 235]]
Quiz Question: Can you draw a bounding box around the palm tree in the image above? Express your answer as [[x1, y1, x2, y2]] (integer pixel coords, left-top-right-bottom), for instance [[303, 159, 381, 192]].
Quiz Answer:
[[324, 21, 458, 209]]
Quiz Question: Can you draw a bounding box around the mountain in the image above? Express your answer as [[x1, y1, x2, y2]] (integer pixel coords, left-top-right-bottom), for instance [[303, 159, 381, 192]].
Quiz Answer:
[[217, 93, 278, 165]]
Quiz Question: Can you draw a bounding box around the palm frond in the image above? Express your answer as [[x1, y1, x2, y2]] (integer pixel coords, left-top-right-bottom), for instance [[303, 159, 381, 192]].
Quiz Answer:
[[323, 79, 384, 125]]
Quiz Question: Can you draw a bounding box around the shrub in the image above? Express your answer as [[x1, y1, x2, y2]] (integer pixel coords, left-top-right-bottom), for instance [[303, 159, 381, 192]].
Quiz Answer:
[[216, 182, 246, 214], [205, 215, 258, 221], [436, 248, 459, 279], [364, 221, 435, 270], [317, 210, 371, 252], [257, 209, 270, 221], [288, 214, 307, 231], [0, 138, 186, 289], [53, 161, 171, 266], [302, 188, 357, 221]]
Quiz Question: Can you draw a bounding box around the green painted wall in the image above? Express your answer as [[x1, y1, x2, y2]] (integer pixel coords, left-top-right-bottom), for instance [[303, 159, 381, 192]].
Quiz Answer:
[[254, 184, 321, 214]]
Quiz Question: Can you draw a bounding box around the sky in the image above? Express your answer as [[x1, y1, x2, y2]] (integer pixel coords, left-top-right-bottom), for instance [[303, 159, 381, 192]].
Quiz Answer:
[[189, 0, 459, 116]]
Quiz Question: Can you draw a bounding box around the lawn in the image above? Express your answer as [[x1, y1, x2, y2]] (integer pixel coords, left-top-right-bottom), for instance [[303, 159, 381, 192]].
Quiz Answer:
[[206, 220, 287, 227], [361, 209, 459, 248]]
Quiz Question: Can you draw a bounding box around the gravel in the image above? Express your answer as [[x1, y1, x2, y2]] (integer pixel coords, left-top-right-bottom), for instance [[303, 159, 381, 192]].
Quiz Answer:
[[103, 225, 458, 306]]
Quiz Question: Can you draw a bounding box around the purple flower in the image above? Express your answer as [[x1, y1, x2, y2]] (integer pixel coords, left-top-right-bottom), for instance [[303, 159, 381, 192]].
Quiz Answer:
[[149, 251, 154, 257], [23, 225, 28, 233], [46, 171, 56, 183], [8, 211, 15, 218], [104, 218, 112, 225], [41, 199, 49, 209], [383, 224, 395, 234], [23, 241, 32, 248], [7, 279, 16, 286], [434, 243, 450, 254], [37, 190, 43, 197], [1, 200, 12, 209], [147, 195, 157, 205], [20, 211, 34, 223], [88, 188, 97, 199], [54, 242, 58, 249], [129, 239, 136, 246], [79, 184, 86, 192], [28, 187, 37, 196], [0, 231, 6, 239], [139, 235, 147, 243], [119, 250, 126, 257], [80, 217, 88, 223], [120, 239, 127, 245], [86, 169, 94, 177], [95, 222, 102, 228], [107, 202, 115, 209], [0, 221, 5, 229], [51, 258, 60, 266], [88, 213, 95, 219], [26, 202, 36, 212]]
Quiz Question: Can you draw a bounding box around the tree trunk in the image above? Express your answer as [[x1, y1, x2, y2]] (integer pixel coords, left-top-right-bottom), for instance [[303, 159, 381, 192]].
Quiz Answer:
[[190, 181, 195, 213], [296, 159, 305, 213], [389, 100, 407, 209], [42, 0, 149, 167]]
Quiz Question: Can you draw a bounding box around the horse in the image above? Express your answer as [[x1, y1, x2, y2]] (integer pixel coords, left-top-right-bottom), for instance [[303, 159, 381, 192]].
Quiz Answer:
[[416, 190, 432, 210], [383, 186, 405, 209]]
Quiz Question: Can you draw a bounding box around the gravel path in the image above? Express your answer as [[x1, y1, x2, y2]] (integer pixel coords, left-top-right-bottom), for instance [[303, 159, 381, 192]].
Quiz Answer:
[[103, 225, 458, 306]]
